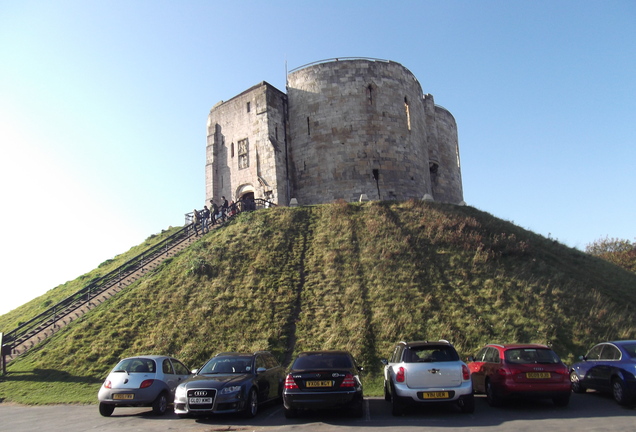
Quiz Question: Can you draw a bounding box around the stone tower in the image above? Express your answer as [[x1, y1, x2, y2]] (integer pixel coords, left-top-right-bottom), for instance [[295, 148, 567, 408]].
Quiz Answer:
[[206, 58, 463, 207]]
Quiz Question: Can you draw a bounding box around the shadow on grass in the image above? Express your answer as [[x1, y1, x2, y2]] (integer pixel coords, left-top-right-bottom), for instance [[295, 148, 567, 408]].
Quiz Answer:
[[2, 368, 102, 385]]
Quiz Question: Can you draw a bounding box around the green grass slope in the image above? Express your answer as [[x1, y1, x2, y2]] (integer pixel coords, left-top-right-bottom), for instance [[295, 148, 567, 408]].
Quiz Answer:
[[1, 201, 635, 404]]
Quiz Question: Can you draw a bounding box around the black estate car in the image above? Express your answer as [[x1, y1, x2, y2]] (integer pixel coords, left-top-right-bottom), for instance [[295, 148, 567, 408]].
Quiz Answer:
[[283, 350, 364, 418]]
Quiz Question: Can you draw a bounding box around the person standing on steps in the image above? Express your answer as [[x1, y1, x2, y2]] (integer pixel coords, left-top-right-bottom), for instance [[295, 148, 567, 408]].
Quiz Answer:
[[222, 196, 229, 220], [192, 209, 202, 236], [202, 206, 210, 233], [210, 200, 218, 225]]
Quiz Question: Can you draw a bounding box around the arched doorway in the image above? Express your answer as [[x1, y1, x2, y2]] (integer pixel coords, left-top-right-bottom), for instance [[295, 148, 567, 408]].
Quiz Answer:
[[236, 184, 256, 211], [241, 192, 255, 211], [240, 191, 255, 201]]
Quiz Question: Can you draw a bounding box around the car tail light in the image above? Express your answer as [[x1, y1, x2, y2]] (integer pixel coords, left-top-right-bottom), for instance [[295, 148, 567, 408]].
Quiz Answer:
[[140, 379, 154, 389], [462, 364, 470, 380], [340, 373, 356, 388], [552, 367, 568, 379], [103, 380, 112, 389], [284, 374, 299, 390], [498, 368, 521, 376], [396, 367, 405, 383]]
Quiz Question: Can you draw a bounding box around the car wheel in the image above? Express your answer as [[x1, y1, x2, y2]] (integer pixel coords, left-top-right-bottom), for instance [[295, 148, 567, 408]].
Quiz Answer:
[[553, 394, 570, 407], [486, 380, 502, 407], [570, 371, 586, 394], [384, 381, 391, 401], [457, 394, 475, 413], [284, 406, 298, 418], [152, 392, 168, 416], [98, 403, 115, 417], [243, 387, 258, 418], [391, 387, 404, 416], [612, 378, 630, 406]]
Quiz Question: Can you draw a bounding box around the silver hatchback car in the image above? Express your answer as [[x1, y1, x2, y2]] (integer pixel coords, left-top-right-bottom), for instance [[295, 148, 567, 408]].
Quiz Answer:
[[98, 355, 191, 416], [382, 340, 474, 415]]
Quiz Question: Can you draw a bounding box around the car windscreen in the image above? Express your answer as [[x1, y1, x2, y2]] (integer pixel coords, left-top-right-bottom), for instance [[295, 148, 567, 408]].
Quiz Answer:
[[505, 348, 561, 364], [292, 353, 353, 370], [199, 357, 253, 374], [113, 358, 157, 373], [405, 345, 459, 362]]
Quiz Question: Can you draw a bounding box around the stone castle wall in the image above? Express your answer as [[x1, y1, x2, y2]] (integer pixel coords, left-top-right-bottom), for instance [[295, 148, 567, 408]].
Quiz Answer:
[[206, 83, 288, 207], [286, 59, 433, 204], [431, 104, 463, 203], [206, 58, 463, 208]]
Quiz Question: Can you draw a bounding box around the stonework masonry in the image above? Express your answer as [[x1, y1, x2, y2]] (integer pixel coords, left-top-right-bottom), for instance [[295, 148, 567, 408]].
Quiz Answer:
[[206, 58, 463, 207]]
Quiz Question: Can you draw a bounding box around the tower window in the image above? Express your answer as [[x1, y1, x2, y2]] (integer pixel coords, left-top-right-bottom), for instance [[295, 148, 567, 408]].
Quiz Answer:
[[404, 97, 411, 131], [246, 102, 251, 112], [231, 142, 235, 158], [367, 84, 374, 105], [307, 117, 311, 136], [430, 162, 439, 185]]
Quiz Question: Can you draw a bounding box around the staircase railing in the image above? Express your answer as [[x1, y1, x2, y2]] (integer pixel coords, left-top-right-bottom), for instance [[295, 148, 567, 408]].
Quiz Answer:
[[1, 223, 195, 350], [2, 199, 276, 361], [184, 198, 275, 225]]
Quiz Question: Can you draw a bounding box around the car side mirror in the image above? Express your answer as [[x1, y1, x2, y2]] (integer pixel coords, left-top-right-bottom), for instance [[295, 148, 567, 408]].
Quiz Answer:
[[256, 367, 267, 374], [467, 356, 475, 362], [191, 369, 198, 374], [380, 359, 388, 366], [357, 366, 364, 372], [579, 355, 586, 361]]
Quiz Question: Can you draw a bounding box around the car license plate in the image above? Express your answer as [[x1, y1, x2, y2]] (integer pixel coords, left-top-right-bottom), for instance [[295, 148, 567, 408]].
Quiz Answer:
[[526, 372, 551, 379], [113, 393, 134, 400], [422, 391, 450, 399], [189, 397, 213, 404], [306, 380, 333, 388]]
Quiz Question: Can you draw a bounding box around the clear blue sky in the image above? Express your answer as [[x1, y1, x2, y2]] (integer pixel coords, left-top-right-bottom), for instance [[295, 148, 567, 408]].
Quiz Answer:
[[1, 1, 634, 315]]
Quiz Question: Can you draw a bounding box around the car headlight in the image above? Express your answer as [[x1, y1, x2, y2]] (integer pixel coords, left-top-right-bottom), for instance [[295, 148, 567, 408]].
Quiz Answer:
[[175, 385, 187, 399], [219, 385, 242, 395]]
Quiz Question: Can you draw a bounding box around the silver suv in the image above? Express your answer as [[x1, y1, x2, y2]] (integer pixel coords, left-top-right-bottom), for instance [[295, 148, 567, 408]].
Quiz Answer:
[[382, 340, 474, 415]]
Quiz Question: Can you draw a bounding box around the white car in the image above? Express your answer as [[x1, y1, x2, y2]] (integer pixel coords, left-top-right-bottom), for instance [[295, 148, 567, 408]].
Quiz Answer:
[[98, 355, 191, 416], [382, 340, 474, 415]]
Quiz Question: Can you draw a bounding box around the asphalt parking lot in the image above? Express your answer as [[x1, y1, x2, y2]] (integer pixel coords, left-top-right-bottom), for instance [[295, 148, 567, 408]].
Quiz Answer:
[[0, 393, 634, 432]]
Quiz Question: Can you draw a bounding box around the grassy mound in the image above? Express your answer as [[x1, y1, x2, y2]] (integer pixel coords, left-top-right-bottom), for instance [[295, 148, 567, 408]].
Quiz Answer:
[[2, 201, 635, 404]]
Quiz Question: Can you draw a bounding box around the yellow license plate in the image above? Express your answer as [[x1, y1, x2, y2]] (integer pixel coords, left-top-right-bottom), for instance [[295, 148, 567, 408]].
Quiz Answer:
[[113, 393, 134, 400], [526, 372, 551, 379], [422, 391, 450, 399], [306, 380, 333, 388]]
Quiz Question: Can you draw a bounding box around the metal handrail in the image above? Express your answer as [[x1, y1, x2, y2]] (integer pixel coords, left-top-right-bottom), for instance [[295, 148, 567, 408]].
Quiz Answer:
[[3, 198, 275, 354], [2, 224, 193, 347], [185, 198, 276, 225], [3, 199, 276, 350]]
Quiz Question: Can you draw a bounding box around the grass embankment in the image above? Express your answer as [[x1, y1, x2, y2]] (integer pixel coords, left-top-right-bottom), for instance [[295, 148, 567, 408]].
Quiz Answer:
[[1, 201, 635, 405]]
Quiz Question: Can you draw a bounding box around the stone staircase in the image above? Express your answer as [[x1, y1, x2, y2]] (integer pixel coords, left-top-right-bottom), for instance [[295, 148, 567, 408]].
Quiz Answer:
[[2, 225, 198, 364], [1, 199, 275, 368]]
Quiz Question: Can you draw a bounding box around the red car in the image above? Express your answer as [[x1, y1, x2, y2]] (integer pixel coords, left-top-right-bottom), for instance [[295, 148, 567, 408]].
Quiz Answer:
[[467, 344, 571, 407]]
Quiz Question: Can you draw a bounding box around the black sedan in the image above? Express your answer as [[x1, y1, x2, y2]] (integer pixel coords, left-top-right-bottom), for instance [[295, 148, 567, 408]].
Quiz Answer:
[[283, 350, 364, 418], [173, 351, 285, 418]]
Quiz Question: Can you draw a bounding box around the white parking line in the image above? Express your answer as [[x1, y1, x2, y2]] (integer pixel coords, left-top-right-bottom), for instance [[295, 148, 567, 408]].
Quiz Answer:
[[267, 405, 283, 419]]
